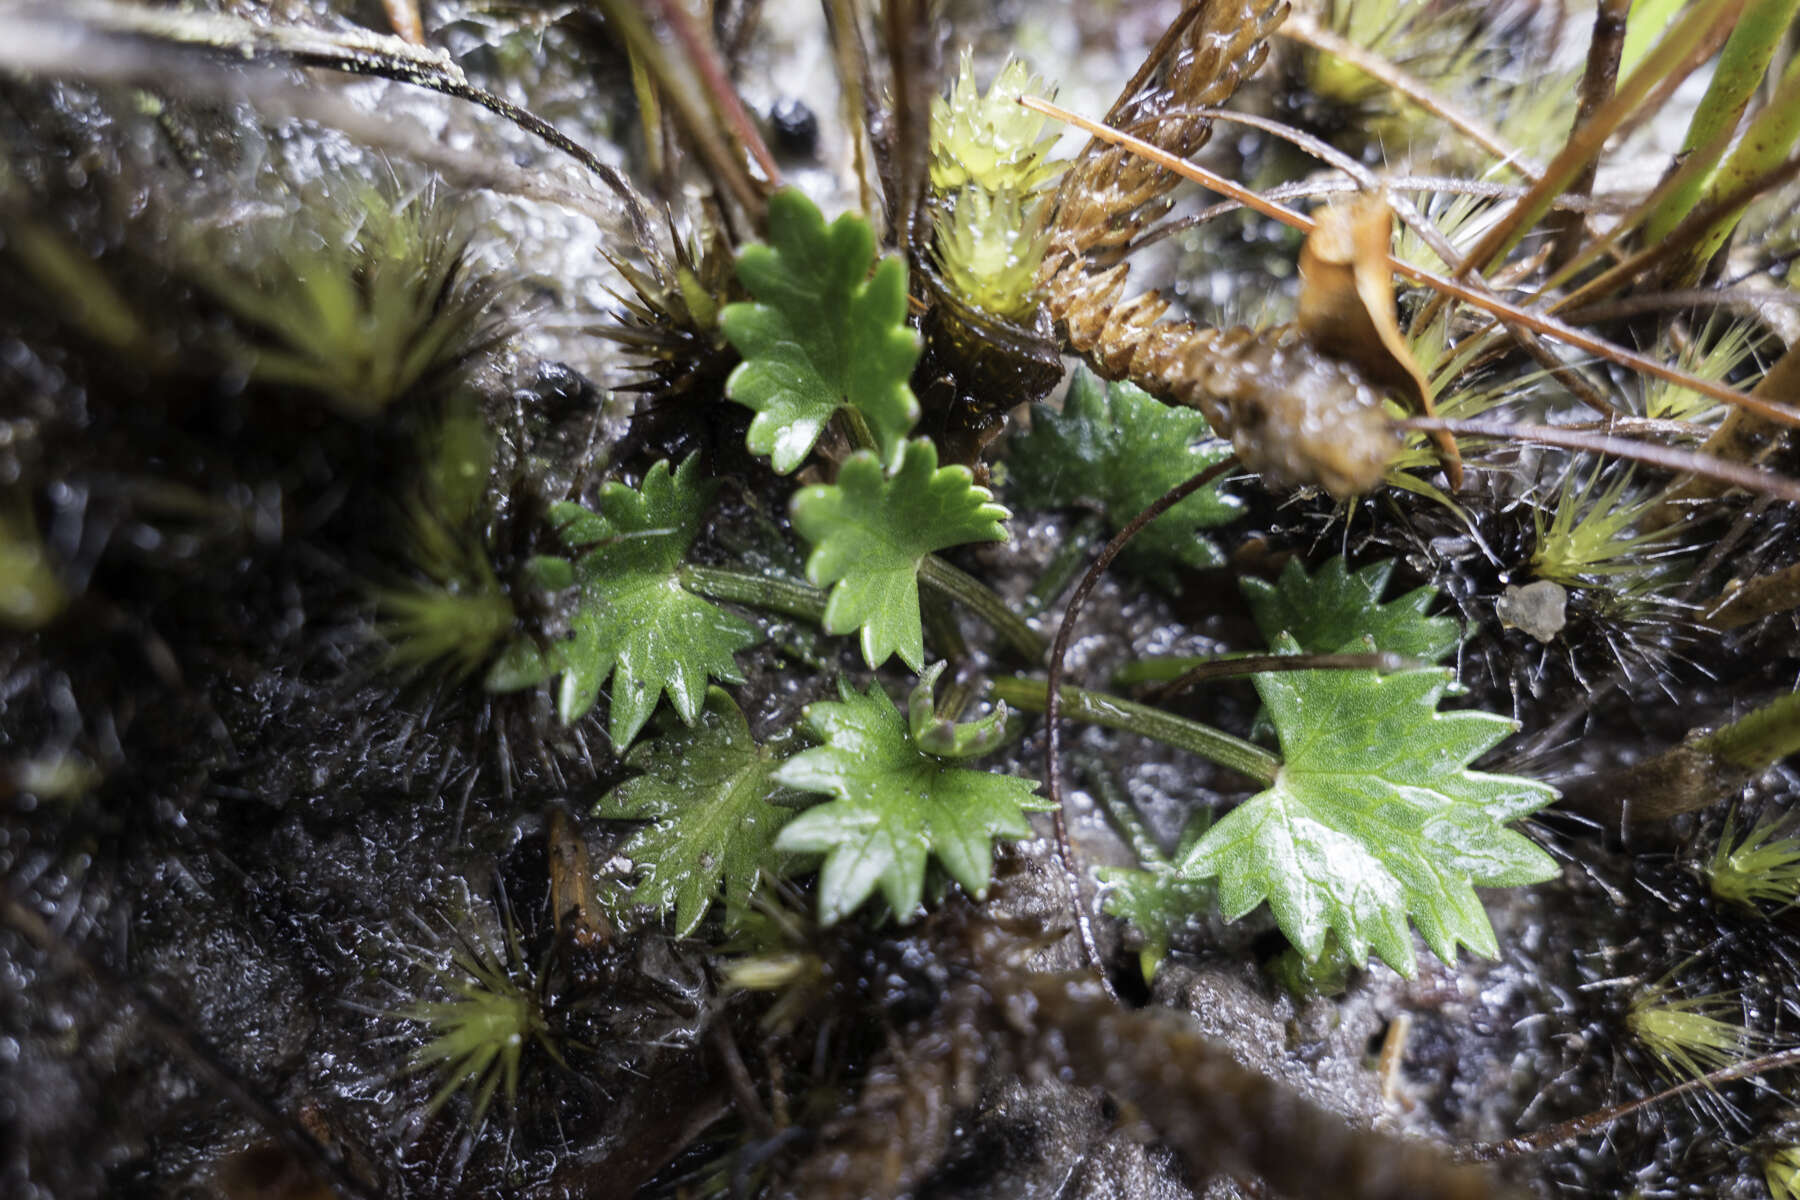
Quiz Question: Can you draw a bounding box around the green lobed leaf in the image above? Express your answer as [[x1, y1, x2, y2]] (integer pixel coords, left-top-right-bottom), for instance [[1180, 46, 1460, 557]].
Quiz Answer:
[[550, 456, 761, 748], [1006, 367, 1242, 588], [1177, 634, 1558, 977], [772, 679, 1054, 924], [790, 438, 1010, 671], [597, 688, 795, 937], [719, 188, 921, 472], [1241, 556, 1459, 661]]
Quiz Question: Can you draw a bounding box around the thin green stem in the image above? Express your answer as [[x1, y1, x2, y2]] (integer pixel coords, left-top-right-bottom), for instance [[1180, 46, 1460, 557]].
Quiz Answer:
[[918, 554, 1047, 663], [837, 406, 880, 456], [1114, 651, 1407, 692], [1115, 654, 1249, 687], [1021, 512, 1106, 618], [991, 676, 1280, 787], [678, 564, 828, 622]]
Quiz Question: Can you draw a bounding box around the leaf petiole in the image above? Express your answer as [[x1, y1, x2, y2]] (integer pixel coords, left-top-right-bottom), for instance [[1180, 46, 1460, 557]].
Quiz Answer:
[[918, 553, 1047, 663], [678, 563, 829, 623], [990, 675, 1279, 786]]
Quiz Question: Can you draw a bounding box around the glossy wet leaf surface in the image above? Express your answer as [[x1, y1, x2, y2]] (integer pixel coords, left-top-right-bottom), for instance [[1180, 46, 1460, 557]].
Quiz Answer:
[[597, 688, 796, 936], [1241, 554, 1459, 660], [1178, 634, 1558, 976], [773, 679, 1053, 924], [1006, 367, 1242, 587], [720, 188, 921, 472]]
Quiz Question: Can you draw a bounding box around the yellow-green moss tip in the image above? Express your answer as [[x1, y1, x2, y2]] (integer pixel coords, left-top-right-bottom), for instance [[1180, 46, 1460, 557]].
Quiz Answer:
[[1626, 983, 1762, 1084], [0, 497, 65, 631], [1767, 1145, 1800, 1200], [932, 188, 1051, 323], [402, 940, 547, 1127], [930, 52, 1063, 196], [1530, 466, 1681, 589], [196, 188, 501, 417], [1641, 319, 1760, 424], [372, 398, 516, 680], [1707, 812, 1800, 912], [376, 571, 516, 681]]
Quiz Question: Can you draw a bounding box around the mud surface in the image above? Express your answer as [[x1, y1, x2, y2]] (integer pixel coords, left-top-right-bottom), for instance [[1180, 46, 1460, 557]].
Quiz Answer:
[[4, 3, 1800, 1199]]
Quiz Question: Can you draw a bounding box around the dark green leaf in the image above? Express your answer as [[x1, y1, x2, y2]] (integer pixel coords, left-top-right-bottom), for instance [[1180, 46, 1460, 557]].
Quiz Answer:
[[551, 456, 760, 748], [720, 188, 920, 472], [773, 679, 1053, 924], [597, 689, 794, 937], [1098, 808, 1214, 984], [1006, 367, 1242, 587], [1240, 555, 1458, 661]]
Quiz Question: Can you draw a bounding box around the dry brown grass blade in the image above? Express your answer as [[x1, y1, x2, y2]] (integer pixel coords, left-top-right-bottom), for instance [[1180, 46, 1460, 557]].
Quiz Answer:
[[1407, 0, 1741, 332], [1400, 417, 1800, 504], [1020, 95, 1800, 432], [1551, 151, 1800, 320], [1463, 1045, 1800, 1161], [1450, 0, 1743, 281], [592, 0, 774, 222], [1547, 0, 1631, 268]]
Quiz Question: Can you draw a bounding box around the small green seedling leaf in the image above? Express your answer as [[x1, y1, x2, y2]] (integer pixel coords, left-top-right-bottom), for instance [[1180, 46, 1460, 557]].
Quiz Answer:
[[720, 188, 921, 472], [597, 689, 795, 937], [550, 456, 760, 748], [1241, 555, 1458, 661], [790, 438, 1010, 671], [484, 638, 561, 693], [907, 662, 1010, 758], [1006, 367, 1242, 588], [1098, 807, 1215, 984], [773, 679, 1054, 924], [1178, 634, 1558, 977]]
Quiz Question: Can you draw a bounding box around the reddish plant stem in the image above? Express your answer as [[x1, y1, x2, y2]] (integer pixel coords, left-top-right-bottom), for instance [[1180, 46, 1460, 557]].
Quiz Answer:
[[1043, 457, 1239, 982]]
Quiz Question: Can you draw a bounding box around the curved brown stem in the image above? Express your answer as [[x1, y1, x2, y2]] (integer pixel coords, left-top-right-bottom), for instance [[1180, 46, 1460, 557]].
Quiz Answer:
[[1043, 457, 1239, 985], [1463, 1045, 1800, 1161], [1398, 417, 1800, 504]]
